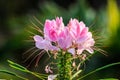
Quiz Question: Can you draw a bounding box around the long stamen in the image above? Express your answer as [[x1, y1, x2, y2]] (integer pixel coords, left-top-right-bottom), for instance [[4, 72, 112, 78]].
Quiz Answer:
[[23, 49, 40, 63], [23, 47, 36, 55], [27, 50, 45, 68], [35, 50, 46, 67]]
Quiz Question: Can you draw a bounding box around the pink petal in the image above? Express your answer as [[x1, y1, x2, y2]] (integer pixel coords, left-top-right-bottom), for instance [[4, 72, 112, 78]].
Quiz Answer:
[[56, 17, 63, 27], [35, 39, 50, 50], [57, 28, 72, 49], [80, 27, 88, 37], [33, 35, 43, 42], [49, 29, 57, 41], [79, 21, 85, 29], [44, 17, 65, 42]]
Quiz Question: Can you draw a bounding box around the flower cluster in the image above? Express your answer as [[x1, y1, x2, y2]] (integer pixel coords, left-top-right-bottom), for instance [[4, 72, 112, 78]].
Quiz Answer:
[[33, 17, 95, 55]]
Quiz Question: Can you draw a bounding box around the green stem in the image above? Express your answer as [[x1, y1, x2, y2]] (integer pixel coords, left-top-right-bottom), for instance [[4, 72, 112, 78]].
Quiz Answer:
[[57, 51, 72, 80], [27, 71, 46, 80]]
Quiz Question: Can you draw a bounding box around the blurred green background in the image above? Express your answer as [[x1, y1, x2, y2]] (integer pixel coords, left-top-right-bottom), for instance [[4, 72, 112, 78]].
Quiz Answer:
[[0, 0, 120, 80]]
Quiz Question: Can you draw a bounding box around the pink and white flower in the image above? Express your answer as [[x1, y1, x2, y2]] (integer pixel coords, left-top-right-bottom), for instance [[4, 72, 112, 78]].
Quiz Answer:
[[33, 17, 95, 55], [68, 19, 95, 54]]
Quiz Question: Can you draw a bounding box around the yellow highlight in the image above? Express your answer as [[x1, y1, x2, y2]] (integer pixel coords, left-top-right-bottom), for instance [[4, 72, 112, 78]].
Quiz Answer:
[[107, 0, 119, 35]]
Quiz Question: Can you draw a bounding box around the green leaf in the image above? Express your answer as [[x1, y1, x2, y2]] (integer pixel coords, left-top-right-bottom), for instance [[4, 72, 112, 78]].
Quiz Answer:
[[7, 60, 47, 79], [27, 71, 47, 80], [0, 70, 28, 80], [71, 70, 82, 79], [99, 78, 118, 80], [78, 62, 120, 80], [34, 72, 48, 77], [7, 60, 28, 72]]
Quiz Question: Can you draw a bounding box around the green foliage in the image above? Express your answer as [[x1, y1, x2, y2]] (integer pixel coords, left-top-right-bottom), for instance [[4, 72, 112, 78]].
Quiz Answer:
[[71, 70, 82, 80], [0, 60, 48, 80], [0, 70, 28, 80], [2, 59, 120, 80], [99, 78, 118, 80], [8, 60, 27, 72], [78, 62, 120, 80]]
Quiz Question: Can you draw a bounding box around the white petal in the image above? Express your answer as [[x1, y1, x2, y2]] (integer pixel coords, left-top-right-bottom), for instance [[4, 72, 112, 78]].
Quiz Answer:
[[86, 48, 94, 54], [68, 48, 75, 55], [48, 75, 57, 80], [77, 49, 84, 54]]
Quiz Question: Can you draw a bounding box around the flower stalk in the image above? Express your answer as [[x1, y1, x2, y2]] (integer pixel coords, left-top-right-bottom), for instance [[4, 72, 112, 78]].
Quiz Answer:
[[57, 51, 72, 80]]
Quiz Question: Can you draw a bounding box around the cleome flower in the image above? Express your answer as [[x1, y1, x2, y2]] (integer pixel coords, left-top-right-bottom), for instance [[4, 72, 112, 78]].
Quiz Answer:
[[33, 17, 95, 55]]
